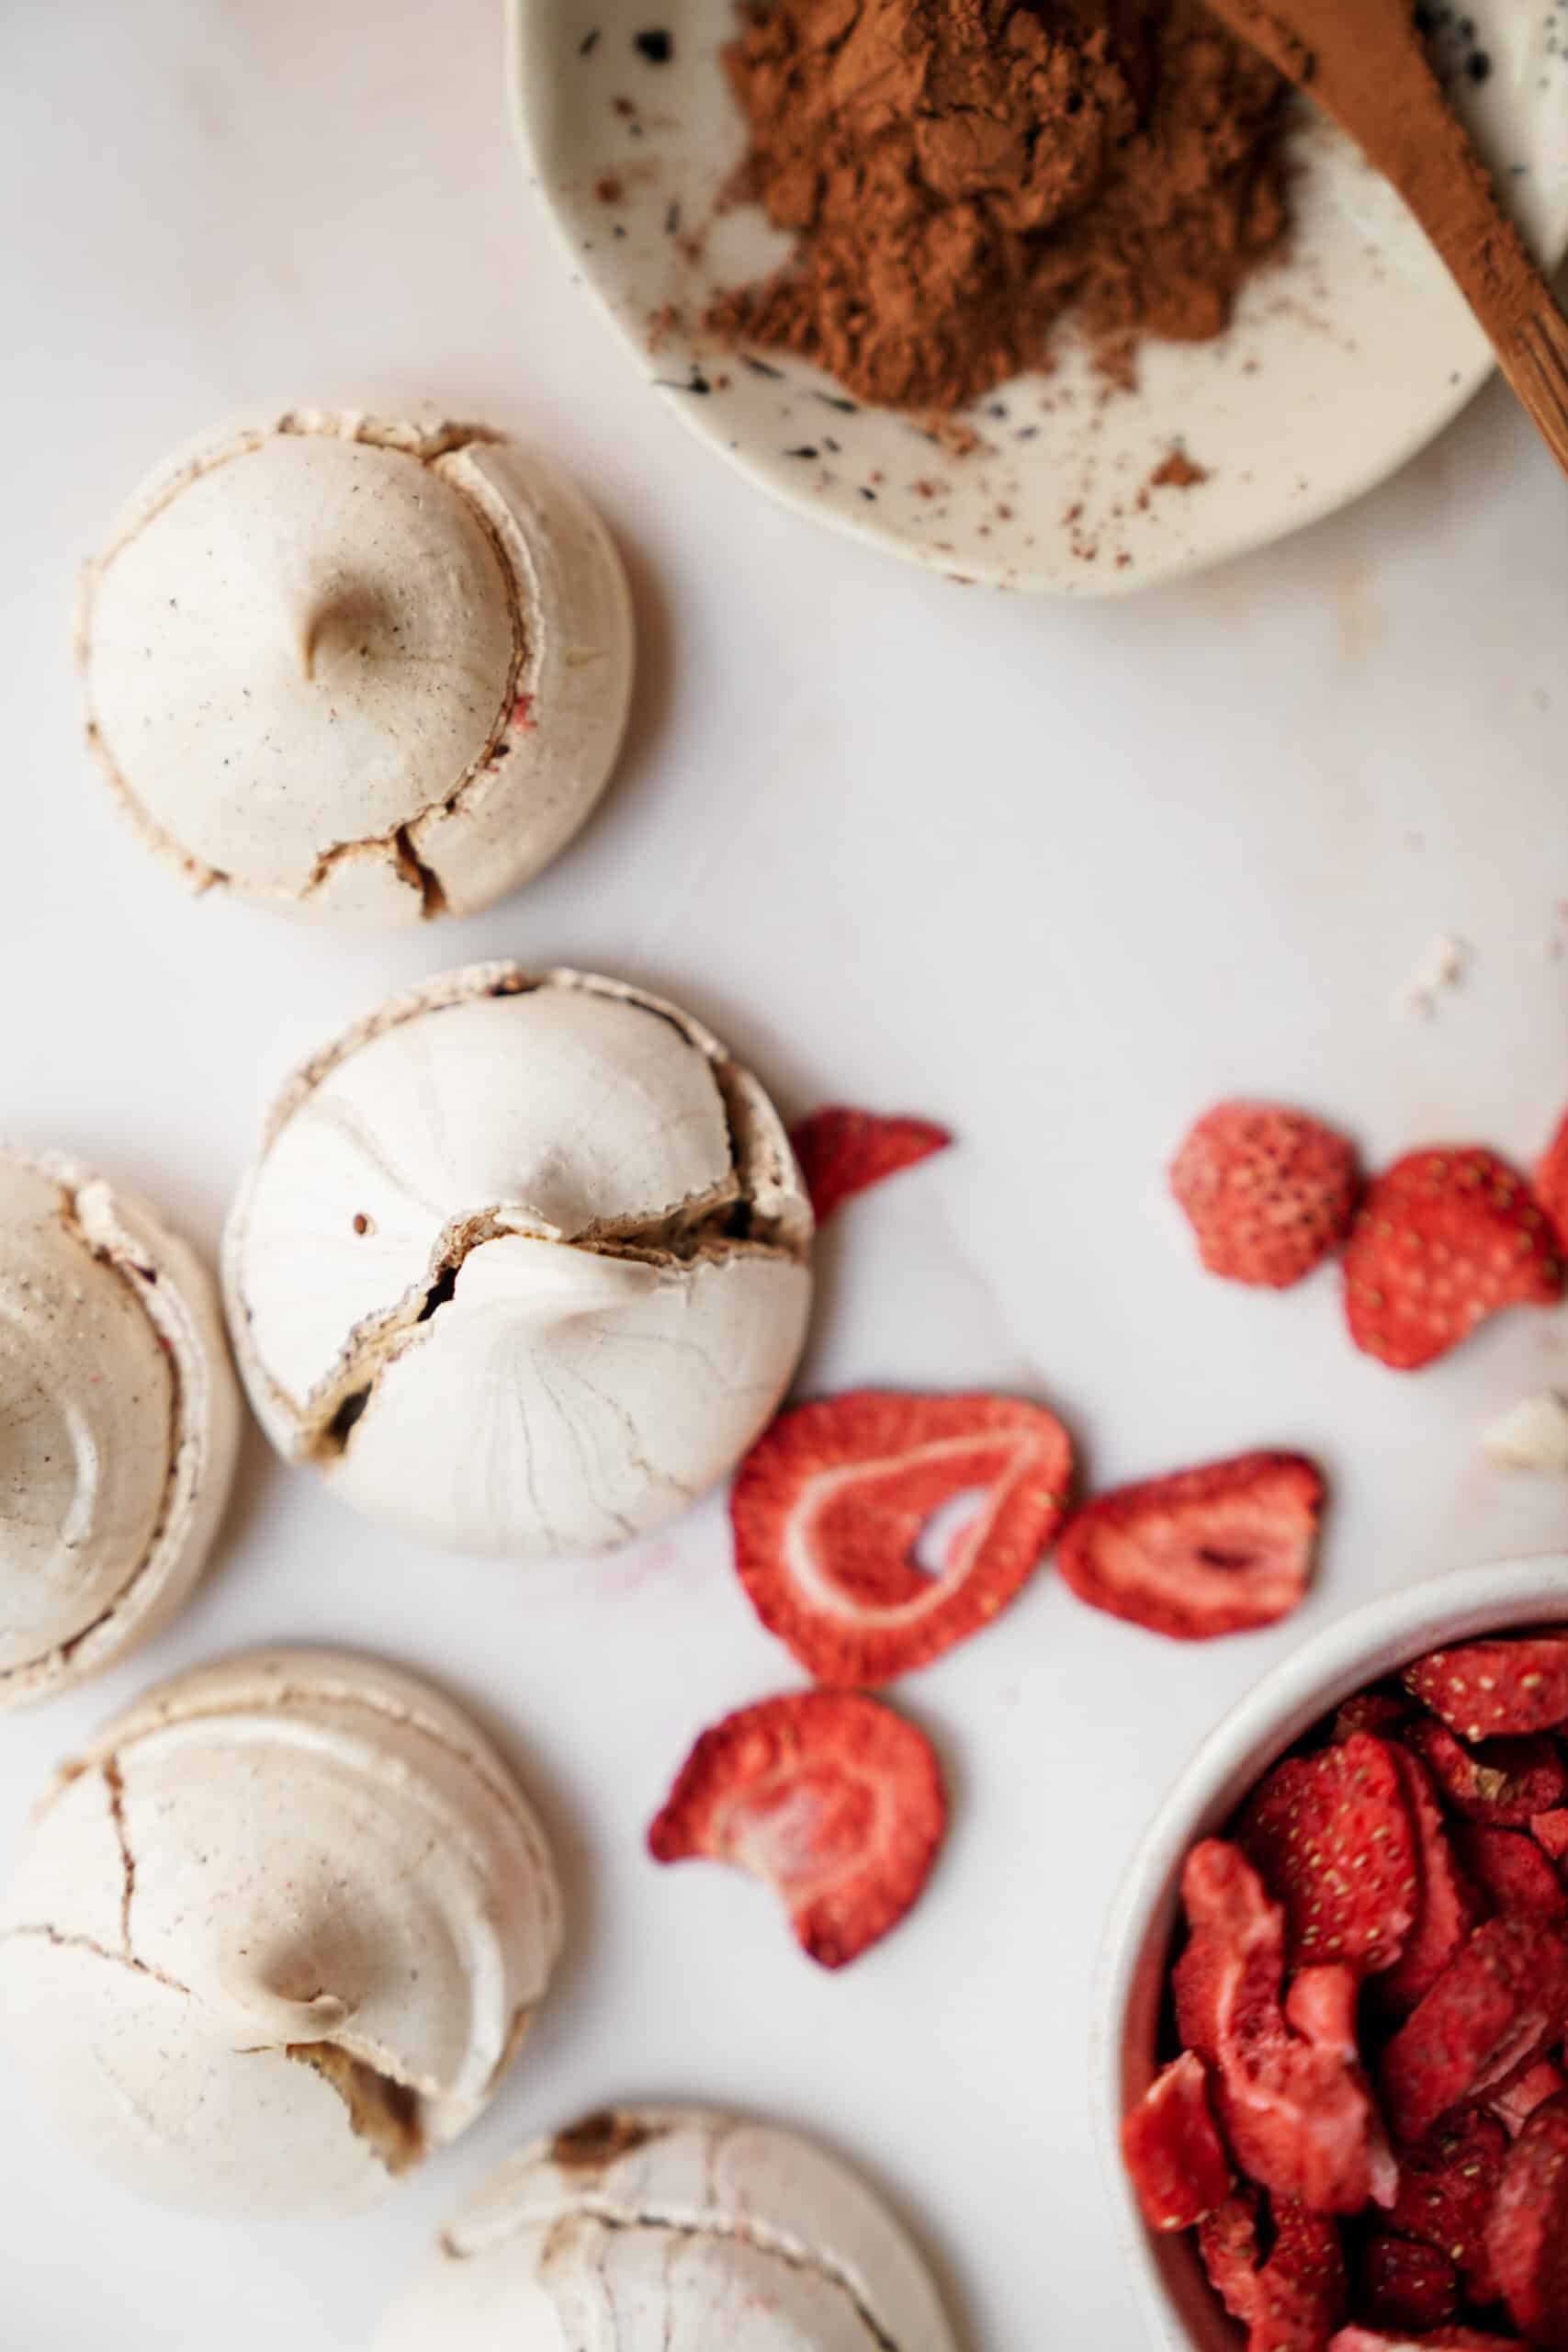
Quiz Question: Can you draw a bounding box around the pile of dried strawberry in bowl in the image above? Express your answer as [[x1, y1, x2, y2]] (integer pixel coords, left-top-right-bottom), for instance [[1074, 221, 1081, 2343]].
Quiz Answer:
[[1099, 1558, 1568, 2352]]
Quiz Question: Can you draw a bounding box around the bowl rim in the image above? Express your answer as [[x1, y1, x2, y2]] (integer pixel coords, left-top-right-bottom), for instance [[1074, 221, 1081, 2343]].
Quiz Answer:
[[1092, 1552, 1568, 2351]]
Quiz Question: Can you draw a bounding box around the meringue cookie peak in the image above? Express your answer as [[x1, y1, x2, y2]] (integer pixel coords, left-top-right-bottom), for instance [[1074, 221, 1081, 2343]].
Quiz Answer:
[[0, 1148, 239, 1708], [223, 966, 814, 1558], [79, 407, 634, 927], [378, 2108, 960, 2351], [0, 1649, 562, 2218]]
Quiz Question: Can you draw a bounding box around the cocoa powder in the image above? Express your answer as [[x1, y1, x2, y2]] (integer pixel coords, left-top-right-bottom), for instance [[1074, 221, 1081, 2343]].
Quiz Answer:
[[707, 0, 1292, 410]]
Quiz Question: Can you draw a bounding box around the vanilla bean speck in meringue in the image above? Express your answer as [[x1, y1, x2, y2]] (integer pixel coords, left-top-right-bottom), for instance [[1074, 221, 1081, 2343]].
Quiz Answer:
[[0, 1648, 562, 2218], [222, 965, 814, 1559], [0, 1148, 239, 1709], [377, 2107, 960, 2351], [77, 406, 634, 926]]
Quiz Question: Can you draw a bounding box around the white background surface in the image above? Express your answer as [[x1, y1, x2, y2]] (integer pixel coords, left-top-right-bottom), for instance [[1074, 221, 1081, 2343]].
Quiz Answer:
[[4, 3, 1568, 2346]]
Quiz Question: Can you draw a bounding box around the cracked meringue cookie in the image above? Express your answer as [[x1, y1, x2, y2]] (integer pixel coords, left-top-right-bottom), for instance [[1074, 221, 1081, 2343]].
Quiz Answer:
[[0, 1148, 240, 1710], [0, 1647, 562, 2217], [77, 406, 634, 926], [222, 965, 814, 1558], [377, 2107, 959, 2351]]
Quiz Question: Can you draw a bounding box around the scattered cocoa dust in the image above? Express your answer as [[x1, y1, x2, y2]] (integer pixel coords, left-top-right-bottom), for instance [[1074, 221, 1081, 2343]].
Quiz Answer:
[[1148, 446, 1209, 488], [705, 0, 1291, 411]]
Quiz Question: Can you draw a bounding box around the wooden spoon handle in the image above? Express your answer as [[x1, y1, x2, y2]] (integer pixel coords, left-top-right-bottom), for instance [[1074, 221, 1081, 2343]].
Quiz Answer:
[[1496, 299, 1568, 472]]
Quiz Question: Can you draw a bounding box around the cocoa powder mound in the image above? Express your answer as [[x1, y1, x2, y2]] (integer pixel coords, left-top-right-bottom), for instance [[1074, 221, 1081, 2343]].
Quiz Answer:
[[707, 0, 1291, 410]]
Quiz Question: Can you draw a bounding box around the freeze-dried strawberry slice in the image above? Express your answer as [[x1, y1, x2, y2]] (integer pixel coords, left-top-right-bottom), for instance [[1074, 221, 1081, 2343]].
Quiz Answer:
[[647, 1690, 945, 1970], [1404, 1720, 1568, 1826], [730, 1391, 1073, 1685], [1406, 1638, 1568, 1741], [1380, 1915, 1568, 2145], [1170, 1101, 1359, 1289], [787, 1106, 952, 1225], [1538, 1107, 1568, 1251], [1487, 2088, 1568, 2342], [1055, 1452, 1324, 1643], [1492, 2057, 1568, 2140], [1335, 1691, 1411, 1744], [1363, 2235, 1457, 2332], [1535, 1810, 1568, 1864], [1390, 2108, 1507, 2301], [1342, 1147, 1562, 1371], [1122, 2051, 1232, 2232], [1238, 1734, 1418, 1974], [1454, 1824, 1568, 1920], [1381, 1749, 1481, 2015], [1201, 2188, 1265, 2322], [1173, 1840, 1393, 2213], [1197, 2190, 1347, 2350]]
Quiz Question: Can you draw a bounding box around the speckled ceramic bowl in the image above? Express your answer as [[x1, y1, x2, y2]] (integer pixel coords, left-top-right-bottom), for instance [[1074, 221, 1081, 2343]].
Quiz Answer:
[[510, 2, 1568, 595], [1095, 1555, 1568, 2349]]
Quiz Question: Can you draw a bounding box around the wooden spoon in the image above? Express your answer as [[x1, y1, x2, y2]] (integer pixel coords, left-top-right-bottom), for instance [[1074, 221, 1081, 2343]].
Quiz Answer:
[[1198, 0, 1568, 476]]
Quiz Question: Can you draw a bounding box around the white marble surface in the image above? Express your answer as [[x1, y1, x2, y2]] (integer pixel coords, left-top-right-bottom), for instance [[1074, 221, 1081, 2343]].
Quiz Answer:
[[4, 3, 1568, 2345]]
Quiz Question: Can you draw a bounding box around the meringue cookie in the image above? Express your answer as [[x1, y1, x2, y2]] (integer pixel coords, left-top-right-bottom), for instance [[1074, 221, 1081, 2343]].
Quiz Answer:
[[1483, 1389, 1568, 1471], [377, 2108, 959, 2351], [222, 966, 814, 1558], [0, 1648, 562, 2217], [78, 406, 634, 926], [0, 1148, 239, 1709]]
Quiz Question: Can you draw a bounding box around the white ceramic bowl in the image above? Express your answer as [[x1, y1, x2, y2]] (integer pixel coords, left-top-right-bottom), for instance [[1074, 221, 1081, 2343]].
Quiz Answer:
[[510, 2, 1568, 596], [1095, 1554, 1568, 2351]]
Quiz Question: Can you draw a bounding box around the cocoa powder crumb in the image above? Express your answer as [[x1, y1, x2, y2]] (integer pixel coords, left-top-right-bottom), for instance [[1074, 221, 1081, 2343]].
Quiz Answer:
[[705, 0, 1291, 413], [1148, 447, 1209, 489], [595, 175, 625, 203]]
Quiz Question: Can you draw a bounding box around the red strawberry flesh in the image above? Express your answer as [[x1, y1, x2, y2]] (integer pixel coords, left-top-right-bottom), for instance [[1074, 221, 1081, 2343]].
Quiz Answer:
[[1056, 1450, 1324, 1643], [788, 1106, 951, 1225], [1380, 1913, 1568, 2145], [1380, 1747, 1481, 2016], [1453, 1823, 1567, 1920], [1170, 1100, 1359, 1289], [1406, 1638, 1568, 1741], [1173, 1839, 1393, 2213], [1342, 1146, 1562, 1372], [1486, 2087, 1568, 2343], [1362, 2235, 1457, 2332], [730, 1390, 1072, 1685], [1404, 1719, 1568, 1826], [647, 1690, 945, 1970], [1238, 1733, 1419, 1974], [1121, 2051, 1232, 2232], [1389, 2108, 1507, 2302], [1538, 1107, 1568, 1253], [1492, 2057, 1568, 2140]]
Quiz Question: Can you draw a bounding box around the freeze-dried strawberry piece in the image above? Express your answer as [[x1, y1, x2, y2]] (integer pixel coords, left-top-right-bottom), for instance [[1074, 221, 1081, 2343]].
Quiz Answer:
[[1174, 1840, 1393, 2213], [1343, 1147, 1562, 1371], [1329, 2332, 1520, 2350], [1122, 2051, 1232, 2232], [1238, 1734, 1419, 1974], [1170, 1100, 1359, 1289], [1535, 1811, 1568, 1864], [1487, 2088, 1568, 2342], [1252, 2200, 1348, 2352], [1380, 1749, 1482, 2016], [1055, 1452, 1324, 1643], [1492, 2057, 1568, 2140], [1380, 1915, 1568, 2145], [1404, 1720, 1568, 1826], [1363, 2235, 1457, 2332], [730, 1391, 1073, 1685], [788, 1106, 952, 1225], [1201, 2188, 1265, 2322], [1538, 1108, 1568, 1251], [1406, 1639, 1568, 1741], [647, 1690, 945, 1970], [1455, 1825, 1568, 1920], [1335, 1691, 1412, 1743], [1197, 2190, 1347, 2350], [1390, 2108, 1507, 2301]]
